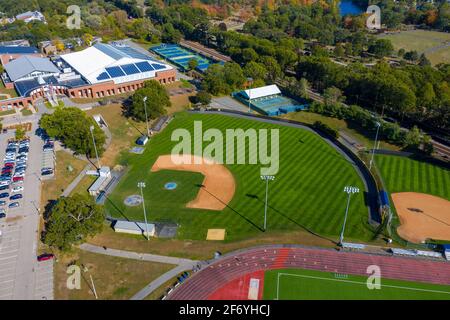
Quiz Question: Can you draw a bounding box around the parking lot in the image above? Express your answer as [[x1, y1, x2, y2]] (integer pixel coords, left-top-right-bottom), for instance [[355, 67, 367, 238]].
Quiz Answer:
[[0, 124, 53, 299]]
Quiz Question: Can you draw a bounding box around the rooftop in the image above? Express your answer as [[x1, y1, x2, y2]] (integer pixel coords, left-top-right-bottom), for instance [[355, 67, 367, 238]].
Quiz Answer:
[[0, 46, 38, 54], [4, 55, 59, 82], [60, 43, 172, 84]]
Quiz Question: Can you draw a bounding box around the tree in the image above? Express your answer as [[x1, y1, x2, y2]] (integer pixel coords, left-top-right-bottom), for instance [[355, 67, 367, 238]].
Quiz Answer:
[[130, 80, 171, 121], [39, 107, 106, 157], [334, 44, 345, 58], [43, 194, 104, 251], [403, 126, 422, 149], [323, 86, 344, 105], [187, 58, 198, 71], [368, 39, 394, 58], [404, 50, 419, 62], [15, 127, 26, 140], [82, 33, 93, 46], [419, 54, 431, 66], [195, 91, 211, 105], [243, 61, 267, 82]]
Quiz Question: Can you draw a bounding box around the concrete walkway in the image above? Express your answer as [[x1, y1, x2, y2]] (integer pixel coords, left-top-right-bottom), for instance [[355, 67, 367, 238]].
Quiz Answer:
[[61, 164, 92, 197], [79, 243, 199, 300], [79, 243, 196, 265]]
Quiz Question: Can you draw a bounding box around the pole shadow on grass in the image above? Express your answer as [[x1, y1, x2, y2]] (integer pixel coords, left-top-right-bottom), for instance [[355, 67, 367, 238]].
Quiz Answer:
[[195, 184, 264, 232], [245, 193, 338, 244]]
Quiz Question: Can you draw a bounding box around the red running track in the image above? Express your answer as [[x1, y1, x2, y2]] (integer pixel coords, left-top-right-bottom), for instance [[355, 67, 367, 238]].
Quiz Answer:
[[168, 246, 450, 300]]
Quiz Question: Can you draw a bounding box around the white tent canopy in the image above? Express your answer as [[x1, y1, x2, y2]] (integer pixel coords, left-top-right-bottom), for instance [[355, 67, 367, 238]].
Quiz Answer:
[[242, 84, 281, 100]]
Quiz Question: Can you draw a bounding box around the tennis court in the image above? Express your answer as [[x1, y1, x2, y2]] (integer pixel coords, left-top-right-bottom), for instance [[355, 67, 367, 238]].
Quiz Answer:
[[232, 85, 308, 116], [151, 44, 216, 72]]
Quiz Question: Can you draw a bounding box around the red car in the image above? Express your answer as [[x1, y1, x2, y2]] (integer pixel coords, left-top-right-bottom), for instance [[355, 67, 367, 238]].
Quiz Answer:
[[12, 176, 23, 182], [4, 163, 14, 168], [37, 253, 54, 262]]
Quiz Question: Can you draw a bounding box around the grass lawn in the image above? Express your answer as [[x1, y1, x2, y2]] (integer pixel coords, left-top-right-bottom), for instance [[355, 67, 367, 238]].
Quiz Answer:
[[89, 227, 337, 261], [375, 155, 450, 201], [54, 249, 172, 300], [40, 151, 88, 211], [378, 30, 450, 65], [106, 112, 371, 242], [70, 174, 97, 197], [263, 268, 450, 300], [85, 104, 147, 167], [0, 109, 16, 117], [20, 108, 33, 116], [282, 111, 399, 151], [0, 81, 18, 98]]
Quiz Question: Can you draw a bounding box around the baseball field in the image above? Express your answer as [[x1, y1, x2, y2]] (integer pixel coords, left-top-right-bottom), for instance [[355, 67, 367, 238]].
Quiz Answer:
[[375, 154, 450, 243], [106, 112, 369, 241], [263, 268, 450, 300]]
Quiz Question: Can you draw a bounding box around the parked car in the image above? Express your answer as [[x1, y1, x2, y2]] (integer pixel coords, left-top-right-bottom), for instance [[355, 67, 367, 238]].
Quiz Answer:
[[37, 253, 54, 262], [11, 180, 23, 186], [9, 194, 22, 200], [8, 202, 19, 208], [0, 185, 9, 191], [42, 170, 53, 176], [0, 200, 6, 206], [0, 181, 9, 186], [0, 212, 5, 219], [12, 186, 23, 193], [12, 177, 23, 182], [4, 163, 14, 168], [0, 193, 9, 199]]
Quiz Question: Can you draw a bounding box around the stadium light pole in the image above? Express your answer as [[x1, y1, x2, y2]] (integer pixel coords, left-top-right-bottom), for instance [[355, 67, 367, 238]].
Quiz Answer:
[[138, 182, 150, 240], [247, 77, 253, 113], [143, 96, 150, 137], [261, 175, 275, 231], [339, 186, 359, 245], [369, 121, 381, 170], [89, 125, 101, 169]]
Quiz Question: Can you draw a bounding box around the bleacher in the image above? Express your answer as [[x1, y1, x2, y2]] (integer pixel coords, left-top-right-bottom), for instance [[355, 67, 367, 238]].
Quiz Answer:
[[341, 242, 366, 250], [390, 248, 418, 256]]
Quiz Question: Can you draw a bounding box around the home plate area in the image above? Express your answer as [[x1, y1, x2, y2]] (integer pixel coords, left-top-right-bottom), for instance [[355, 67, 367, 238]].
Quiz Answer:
[[208, 271, 264, 300]]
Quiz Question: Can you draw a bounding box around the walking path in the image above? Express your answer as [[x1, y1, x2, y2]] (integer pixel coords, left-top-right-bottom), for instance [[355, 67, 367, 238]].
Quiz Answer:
[[61, 164, 92, 197], [79, 243, 199, 300]]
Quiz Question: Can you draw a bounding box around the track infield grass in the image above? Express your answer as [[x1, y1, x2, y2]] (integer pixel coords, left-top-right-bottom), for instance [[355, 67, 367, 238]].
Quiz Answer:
[[263, 268, 450, 300], [106, 112, 371, 241]]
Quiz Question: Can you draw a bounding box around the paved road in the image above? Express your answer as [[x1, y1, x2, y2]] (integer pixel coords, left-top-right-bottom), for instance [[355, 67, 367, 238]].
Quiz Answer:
[[210, 96, 249, 113], [0, 122, 53, 299]]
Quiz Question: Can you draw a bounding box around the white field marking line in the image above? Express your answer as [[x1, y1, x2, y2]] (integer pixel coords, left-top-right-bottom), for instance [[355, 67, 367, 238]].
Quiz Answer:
[[275, 272, 450, 298]]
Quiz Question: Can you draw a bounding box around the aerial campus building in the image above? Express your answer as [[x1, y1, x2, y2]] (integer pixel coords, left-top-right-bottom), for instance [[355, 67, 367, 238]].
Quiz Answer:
[[0, 43, 175, 110]]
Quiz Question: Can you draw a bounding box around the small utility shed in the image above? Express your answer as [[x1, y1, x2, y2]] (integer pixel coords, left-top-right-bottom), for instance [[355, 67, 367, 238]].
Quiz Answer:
[[112, 220, 155, 237]]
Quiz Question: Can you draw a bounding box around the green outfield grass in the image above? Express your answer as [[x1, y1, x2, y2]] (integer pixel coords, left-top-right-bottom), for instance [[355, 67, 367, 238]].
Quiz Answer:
[[263, 268, 450, 300], [106, 112, 370, 241], [375, 155, 450, 200]]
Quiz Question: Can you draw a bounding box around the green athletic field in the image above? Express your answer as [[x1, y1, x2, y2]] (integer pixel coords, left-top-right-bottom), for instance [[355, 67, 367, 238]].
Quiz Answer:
[[375, 155, 450, 201], [106, 112, 370, 241], [263, 268, 450, 300]]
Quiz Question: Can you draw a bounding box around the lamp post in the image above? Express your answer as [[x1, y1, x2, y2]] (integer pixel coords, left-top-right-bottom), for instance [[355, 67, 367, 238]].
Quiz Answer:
[[137, 181, 150, 240], [339, 186, 360, 245], [247, 77, 253, 113], [89, 125, 101, 169], [369, 121, 381, 170], [143, 96, 150, 137], [260, 175, 275, 231]]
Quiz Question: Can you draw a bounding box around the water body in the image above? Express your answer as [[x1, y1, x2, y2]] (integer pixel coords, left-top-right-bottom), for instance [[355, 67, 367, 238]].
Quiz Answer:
[[339, 0, 365, 16]]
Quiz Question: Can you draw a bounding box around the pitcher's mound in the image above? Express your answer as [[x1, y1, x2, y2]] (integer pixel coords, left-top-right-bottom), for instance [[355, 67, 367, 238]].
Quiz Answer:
[[207, 229, 226, 240], [151, 154, 235, 211], [392, 192, 450, 243]]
